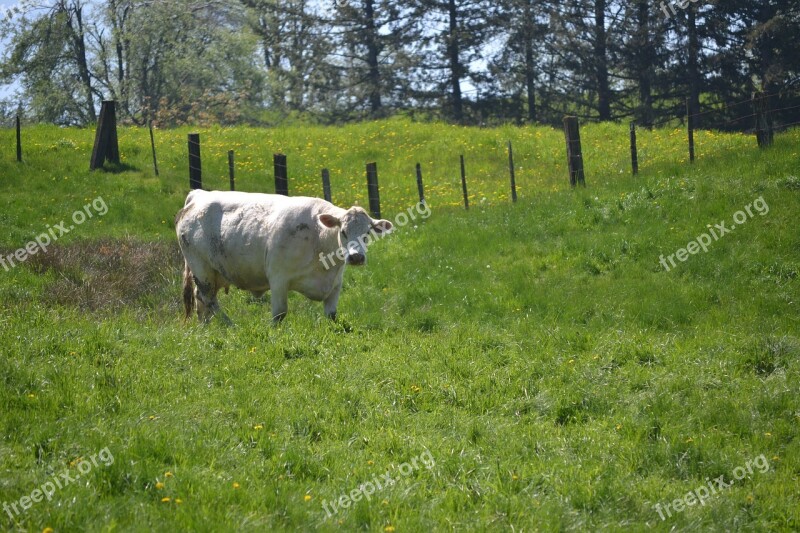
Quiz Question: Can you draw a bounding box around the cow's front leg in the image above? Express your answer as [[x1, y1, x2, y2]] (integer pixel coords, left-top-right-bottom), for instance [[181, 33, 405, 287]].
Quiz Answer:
[[270, 283, 289, 324], [323, 282, 342, 321]]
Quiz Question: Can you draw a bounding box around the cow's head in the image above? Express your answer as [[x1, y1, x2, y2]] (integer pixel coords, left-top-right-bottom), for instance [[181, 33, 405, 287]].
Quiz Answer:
[[319, 207, 393, 266]]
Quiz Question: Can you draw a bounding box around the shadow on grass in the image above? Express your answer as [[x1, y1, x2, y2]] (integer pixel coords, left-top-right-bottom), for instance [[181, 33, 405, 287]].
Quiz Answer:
[[95, 162, 138, 174]]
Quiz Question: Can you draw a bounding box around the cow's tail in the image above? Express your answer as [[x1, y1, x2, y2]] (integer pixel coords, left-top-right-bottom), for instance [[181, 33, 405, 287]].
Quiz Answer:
[[183, 261, 195, 320]]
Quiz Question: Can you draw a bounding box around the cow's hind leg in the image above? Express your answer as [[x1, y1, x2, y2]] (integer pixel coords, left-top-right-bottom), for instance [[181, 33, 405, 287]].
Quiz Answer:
[[193, 277, 215, 323], [190, 265, 233, 326]]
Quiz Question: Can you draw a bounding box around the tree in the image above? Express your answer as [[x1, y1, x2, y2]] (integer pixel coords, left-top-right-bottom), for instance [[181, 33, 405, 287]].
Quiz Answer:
[[1, 0, 98, 124], [547, 0, 624, 121], [718, 0, 800, 96], [93, 0, 263, 125], [4, 0, 800, 128], [616, 0, 671, 127], [327, 0, 419, 118], [487, 0, 550, 123], [240, 0, 343, 118], [412, 0, 490, 122]]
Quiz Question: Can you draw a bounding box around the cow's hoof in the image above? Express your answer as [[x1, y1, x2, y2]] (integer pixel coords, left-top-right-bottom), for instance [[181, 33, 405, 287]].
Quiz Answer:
[[326, 312, 337, 321], [272, 313, 287, 325]]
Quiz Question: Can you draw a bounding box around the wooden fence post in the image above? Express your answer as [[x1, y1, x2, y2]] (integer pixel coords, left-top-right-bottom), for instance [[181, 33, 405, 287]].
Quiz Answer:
[[228, 150, 235, 191], [16, 116, 21, 162], [188, 133, 202, 190], [629, 122, 639, 175], [90, 100, 120, 170], [507, 141, 518, 202], [460, 155, 469, 210], [563, 116, 585, 187], [687, 98, 695, 163], [149, 121, 159, 176], [753, 92, 774, 148], [366, 162, 381, 218], [322, 168, 331, 202], [415, 163, 425, 204], [274, 153, 288, 196]]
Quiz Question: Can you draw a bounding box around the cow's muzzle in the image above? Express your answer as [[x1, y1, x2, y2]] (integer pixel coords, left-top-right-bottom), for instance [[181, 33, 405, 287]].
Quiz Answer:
[[346, 252, 366, 266]]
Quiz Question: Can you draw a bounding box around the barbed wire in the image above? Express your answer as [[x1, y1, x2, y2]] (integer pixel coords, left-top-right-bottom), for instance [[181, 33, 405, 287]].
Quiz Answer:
[[692, 88, 800, 120], [773, 119, 800, 131], [641, 90, 800, 130]]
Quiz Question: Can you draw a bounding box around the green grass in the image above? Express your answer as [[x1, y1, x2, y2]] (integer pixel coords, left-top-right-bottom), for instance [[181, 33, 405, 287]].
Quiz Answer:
[[0, 118, 798, 531]]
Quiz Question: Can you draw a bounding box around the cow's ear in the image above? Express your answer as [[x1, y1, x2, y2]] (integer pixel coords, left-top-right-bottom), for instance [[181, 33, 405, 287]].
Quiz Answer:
[[372, 219, 393, 234], [319, 214, 341, 228]]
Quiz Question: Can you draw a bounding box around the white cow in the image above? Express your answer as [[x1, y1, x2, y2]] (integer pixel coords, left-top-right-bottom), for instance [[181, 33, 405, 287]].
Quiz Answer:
[[175, 190, 393, 323]]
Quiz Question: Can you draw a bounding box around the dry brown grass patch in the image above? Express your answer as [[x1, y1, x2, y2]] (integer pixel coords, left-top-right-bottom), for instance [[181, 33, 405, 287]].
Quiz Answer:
[[22, 237, 183, 312]]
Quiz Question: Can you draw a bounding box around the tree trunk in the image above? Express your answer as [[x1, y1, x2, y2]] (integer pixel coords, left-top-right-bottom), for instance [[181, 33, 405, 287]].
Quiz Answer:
[[525, 41, 536, 123], [65, 1, 97, 122], [636, 0, 653, 128], [594, 0, 611, 120], [259, 16, 273, 69], [687, 6, 700, 123], [447, 0, 463, 122], [364, 0, 382, 115], [523, 0, 536, 122], [109, 0, 130, 118]]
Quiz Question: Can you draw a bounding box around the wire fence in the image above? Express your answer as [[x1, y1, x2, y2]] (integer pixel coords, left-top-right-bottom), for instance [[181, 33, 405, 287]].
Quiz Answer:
[[648, 88, 800, 131], [3, 94, 799, 215]]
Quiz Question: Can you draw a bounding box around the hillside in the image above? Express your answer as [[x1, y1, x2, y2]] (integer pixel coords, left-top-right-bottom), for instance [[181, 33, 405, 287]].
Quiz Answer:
[[0, 120, 798, 531]]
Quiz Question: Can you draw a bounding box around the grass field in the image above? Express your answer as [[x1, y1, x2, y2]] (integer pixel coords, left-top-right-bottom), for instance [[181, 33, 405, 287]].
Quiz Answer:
[[0, 119, 798, 531]]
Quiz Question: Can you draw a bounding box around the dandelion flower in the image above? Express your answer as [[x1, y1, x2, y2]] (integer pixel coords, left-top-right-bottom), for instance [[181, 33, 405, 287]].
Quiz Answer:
[[304, 494, 312, 502], [156, 482, 165, 490]]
